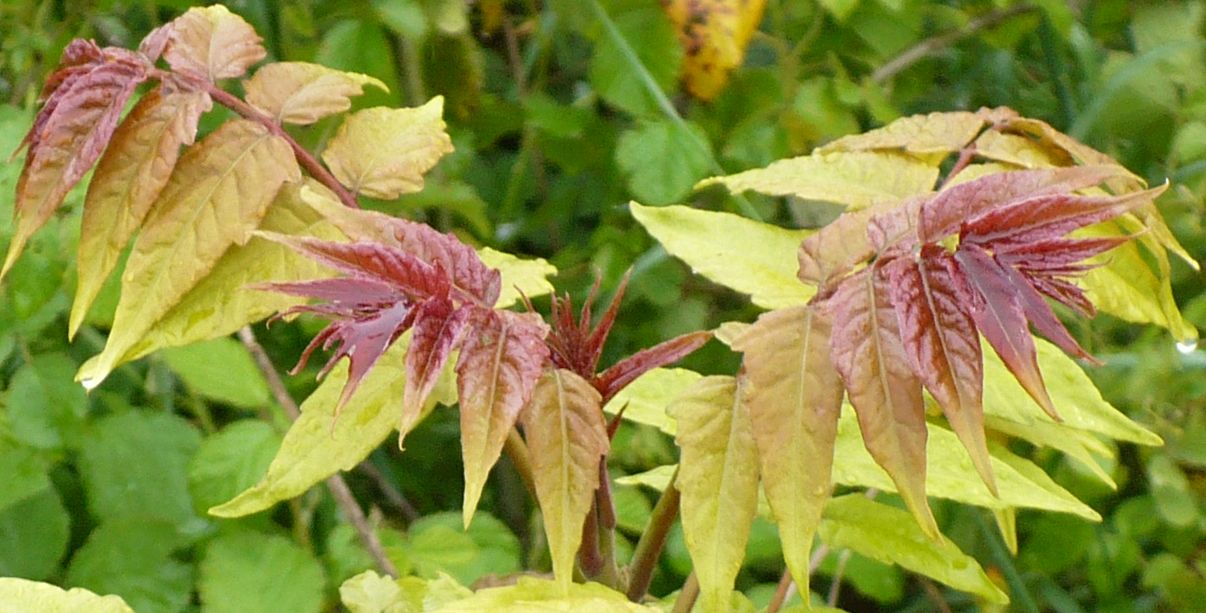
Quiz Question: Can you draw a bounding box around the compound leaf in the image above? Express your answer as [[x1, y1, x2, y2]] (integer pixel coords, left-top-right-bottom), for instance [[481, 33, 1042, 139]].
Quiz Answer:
[[164, 5, 266, 81], [244, 61, 387, 125]]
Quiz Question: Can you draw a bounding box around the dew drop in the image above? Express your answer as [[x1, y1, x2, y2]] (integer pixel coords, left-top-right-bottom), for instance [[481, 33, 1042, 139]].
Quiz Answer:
[[1176, 339, 1198, 355], [80, 376, 101, 392]]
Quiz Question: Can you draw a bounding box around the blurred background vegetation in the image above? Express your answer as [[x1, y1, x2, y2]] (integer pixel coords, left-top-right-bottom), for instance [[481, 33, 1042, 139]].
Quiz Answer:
[[0, 0, 1202, 611]]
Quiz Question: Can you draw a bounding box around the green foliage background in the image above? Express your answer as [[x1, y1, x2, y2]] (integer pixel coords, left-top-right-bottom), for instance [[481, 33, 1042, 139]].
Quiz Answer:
[[0, 0, 1203, 611]]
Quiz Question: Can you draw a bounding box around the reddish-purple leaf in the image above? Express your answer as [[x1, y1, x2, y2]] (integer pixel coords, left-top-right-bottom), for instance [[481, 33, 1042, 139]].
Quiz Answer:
[[919, 165, 1134, 243], [457, 309, 550, 526], [388, 218, 502, 305], [828, 267, 937, 536], [797, 205, 882, 289], [994, 260, 1097, 364], [960, 187, 1163, 251], [883, 247, 994, 494], [301, 301, 414, 412], [402, 299, 472, 436], [261, 234, 451, 303], [596, 330, 713, 403], [258, 277, 403, 306], [138, 23, 173, 61], [5, 55, 149, 276], [952, 243, 1059, 420]]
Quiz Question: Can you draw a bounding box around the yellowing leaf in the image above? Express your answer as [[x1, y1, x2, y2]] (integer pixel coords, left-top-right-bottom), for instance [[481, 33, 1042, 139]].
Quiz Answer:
[[522, 369, 609, 592], [211, 337, 422, 517], [78, 119, 299, 389], [603, 367, 702, 435], [663, 0, 768, 100], [731, 305, 842, 597], [435, 577, 659, 612], [819, 495, 1009, 604], [0, 578, 134, 613], [164, 5, 266, 81], [71, 90, 211, 338], [339, 570, 407, 613], [321, 98, 454, 199], [819, 111, 986, 156], [697, 151, 939, 210], [670, 376, 759, 613], [477, 247, 557, 308], [973, 130, 1069, 168], [244, 62, 387, 125], [630, 202, 813, 309]]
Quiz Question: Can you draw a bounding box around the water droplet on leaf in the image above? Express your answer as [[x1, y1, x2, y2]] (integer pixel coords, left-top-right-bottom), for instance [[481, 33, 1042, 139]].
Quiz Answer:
[[1176, 339, 1198, 355]]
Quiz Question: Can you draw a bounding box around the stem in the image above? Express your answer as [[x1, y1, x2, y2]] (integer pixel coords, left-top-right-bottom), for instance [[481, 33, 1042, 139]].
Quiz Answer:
[[765, 569, 795, 613], [872, 4, 1039, 84], [938, 144, 977, 189], [672, 572, 700, 613], [976, 511, 1039, 613], [360, 456, 420, 524], [626, 466, 682, 602], [238, 326, 399, 578], [591, 461, 622, 589], [192, 76, 361, 209], [826, 549, 852, 606], [504, 428, 538, 497]]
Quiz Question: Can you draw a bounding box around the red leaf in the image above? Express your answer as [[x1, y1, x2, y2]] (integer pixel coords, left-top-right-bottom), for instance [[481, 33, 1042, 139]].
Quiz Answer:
[[919, 165, 1134, 243], [301, 300, 414, 412], [258, 277, 403, 306], [138, 24, 174, 61], [456, 309, 550, 525], [883, 247, 994, 493], [402, 298, 472, 435], [960, 187, 1163, 251], [596, 330, 713, 403], [828, 267, 937, 536], [389, 218, 502, 305], [952, 243, 1059, 420], [995, 259, 1097, 364], [262, 235, 451, 303]]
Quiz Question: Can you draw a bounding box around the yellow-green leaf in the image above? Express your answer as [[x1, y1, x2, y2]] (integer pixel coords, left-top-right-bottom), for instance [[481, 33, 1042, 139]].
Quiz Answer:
[[0, 577, 134, 613], [630, 202, 813, 309], [77, 120, 299, 389], [819, 495, 1010, 605], [321, 98, 454, 199], [72, 90, 211, 338], [522, 369, 608, 592], [603, 367, 702, 436], [244, 62, 387, 125], [663, 0, 768, 101], [434, 577, 659, 612], [731, 305, 842, 597], [164, 5, 266, 81], [819, 111, 986, 156], [211, 337, 428, 517], [670, 376, 759, 613], [477, 247, 556, 308], [696, 151, 939, 210], [339, 570, 408, 613]]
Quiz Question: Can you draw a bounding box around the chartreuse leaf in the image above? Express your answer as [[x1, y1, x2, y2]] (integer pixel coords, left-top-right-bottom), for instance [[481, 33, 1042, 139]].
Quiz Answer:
[[244, 62, 387, 125], [211, 338, 432, 517], [630, 202, 813, 309], [77, 120, 300, 389], [0, 578, 133, 613], [697, 151, 938, 209], [670, 376, 760, 613], [829, 269, 938, 538], [71, 90, 210, 337], [477, 247, 556, 308], [603, 367, 701, 435], [731, 306, 842, 597], [819, 111, 986, 156], [161, 337, 269, 409], [321, 98, 454, 199], [819, 495, 1009, 605], [662, 0, 767, 100], [522, 369, 609, 592], [436, 576, 658, 612], [340, 571, 416, 613], [198, 529, 325, 613], [163, 5, 266, 81]]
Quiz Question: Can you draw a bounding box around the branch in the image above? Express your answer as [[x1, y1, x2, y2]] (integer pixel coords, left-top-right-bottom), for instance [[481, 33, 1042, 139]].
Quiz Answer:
[[872, 5, 1039, 84], [237, 326, 399, 578], [626, 466, 681, 602]]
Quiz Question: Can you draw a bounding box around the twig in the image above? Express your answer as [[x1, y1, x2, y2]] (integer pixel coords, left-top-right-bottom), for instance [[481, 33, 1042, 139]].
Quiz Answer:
[[504, 428, 538, 497], [672, 572, 700, 613], [873, 5, 1039, 84], [918, 577, 954, 613], [358, 458, 420, 524], [237, 326, 399, 578], [765, 568, 795, 613], [826, 549, 852, 606], [626, 466, 682, 602]]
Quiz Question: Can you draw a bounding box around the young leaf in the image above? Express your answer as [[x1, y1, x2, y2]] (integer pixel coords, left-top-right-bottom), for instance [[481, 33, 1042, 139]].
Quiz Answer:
[[402, 299, 471, 435], [259, 234, 451, 303], [730, 305, 843, 596], [522, 369, 609, 592], [71, 89, 211, 337], [828, 267, 938, 537], [952, 243, 1058, 420], [630, 202, 814, 309], [596, 330, 713, 403], [78, 120, 299, 389], [163, 5, 266, 81], [796, 201, 897, 288], [670, 376, 759, 613], [321, 98, 454, 199], [244, 62, 387, 125], [697, 151, 939, 210], [457, 310, 549, 527], [4, 55, 148, 277], [960, 188, 1164, 251], [819, 111, 987, 156], [882, 247, 995, 494], [662, 0, 767, 100]]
